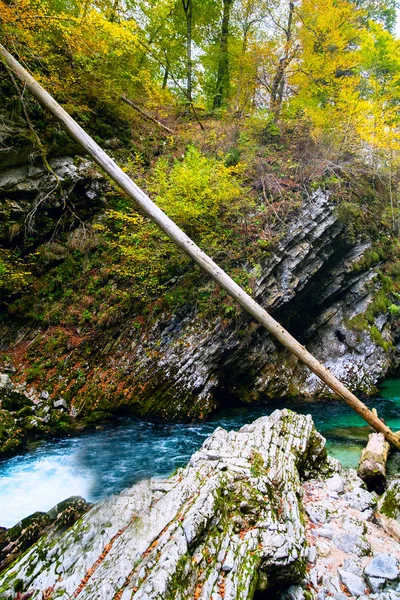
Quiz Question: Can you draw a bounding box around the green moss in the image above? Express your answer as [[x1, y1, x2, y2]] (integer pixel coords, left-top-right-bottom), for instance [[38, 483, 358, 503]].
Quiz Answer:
[[0, 409, 24, 456], [379, 487, 400, 520], [336, 202, 365, 244], [352, 249, 381, 272], [250, 451, 267, 477], [370, 325, 392, 351]]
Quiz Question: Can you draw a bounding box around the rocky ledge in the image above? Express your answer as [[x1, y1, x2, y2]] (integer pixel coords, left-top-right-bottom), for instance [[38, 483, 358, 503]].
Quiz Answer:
[[0, 410, 399, 599]]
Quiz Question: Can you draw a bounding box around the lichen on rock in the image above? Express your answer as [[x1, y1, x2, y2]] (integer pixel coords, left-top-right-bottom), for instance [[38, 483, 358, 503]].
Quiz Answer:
[[0, 409, 328, 599]]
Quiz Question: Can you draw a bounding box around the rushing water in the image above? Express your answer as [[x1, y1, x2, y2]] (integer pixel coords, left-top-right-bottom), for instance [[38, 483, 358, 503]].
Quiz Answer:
[[0, 380, 400, 528]]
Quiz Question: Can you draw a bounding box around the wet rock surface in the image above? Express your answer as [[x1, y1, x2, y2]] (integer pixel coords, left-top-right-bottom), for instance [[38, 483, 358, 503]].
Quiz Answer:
[[0, 496, 90, 573], [0, 410, 399, 600]]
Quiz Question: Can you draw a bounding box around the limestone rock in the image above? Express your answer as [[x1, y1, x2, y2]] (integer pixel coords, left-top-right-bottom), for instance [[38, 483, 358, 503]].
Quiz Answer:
[[338, 568, 368, 597], [343, 487, 376, 512], [326, 474, 344, 495], [365, 574, 386, 593], [0, 496, 90, 573], [0, 410, 328, 599], [377, 480, 400, 542], [333, 532, 371, 556], [378, 480, 400, 523], [0, 375, 13, 391], [364, 554, 399, 581]]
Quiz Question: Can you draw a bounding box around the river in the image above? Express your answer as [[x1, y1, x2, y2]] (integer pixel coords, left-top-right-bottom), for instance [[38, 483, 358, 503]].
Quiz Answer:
[[0, 380, 399, 528]]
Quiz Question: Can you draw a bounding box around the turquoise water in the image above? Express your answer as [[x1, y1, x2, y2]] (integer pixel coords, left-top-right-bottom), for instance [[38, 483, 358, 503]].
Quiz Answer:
[[0, 381, 399, 528]]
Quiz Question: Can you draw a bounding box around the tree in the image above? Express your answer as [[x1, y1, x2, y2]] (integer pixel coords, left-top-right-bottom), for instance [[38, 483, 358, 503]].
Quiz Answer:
[[269, 0, 296, 116], [231, 0, 270, 114], [351, 0, 399, 32], [291, 0, 363, 137], [181, 0, 194, 102], [213, 0, 234, 109]]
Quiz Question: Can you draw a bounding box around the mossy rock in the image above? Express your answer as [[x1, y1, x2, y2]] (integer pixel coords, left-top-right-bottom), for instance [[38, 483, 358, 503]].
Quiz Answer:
[[15, 406, 34, 418], [0, 390, 33, 413], [378, 479, 400, 521], [52, 419, 74, 434], [0, 409, 24, 457], [20, 416, 46, 434], [0, 497, 90, 573], [81, 410, 113, 425]]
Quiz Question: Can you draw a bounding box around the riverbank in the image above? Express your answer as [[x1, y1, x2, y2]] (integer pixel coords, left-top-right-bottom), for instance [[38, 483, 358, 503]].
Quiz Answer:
[[1, 409, 399, 599], [1, 380, 399, 529]]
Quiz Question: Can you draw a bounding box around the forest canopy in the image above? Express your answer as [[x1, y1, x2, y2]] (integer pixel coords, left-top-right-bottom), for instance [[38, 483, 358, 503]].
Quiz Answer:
[[1, 0, 400, 138], [0, 0, 400, 314]]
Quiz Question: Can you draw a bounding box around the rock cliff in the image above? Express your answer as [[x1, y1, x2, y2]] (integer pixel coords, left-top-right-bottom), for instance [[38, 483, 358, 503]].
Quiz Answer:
[[0, 136, 399, 430], [0, 410, 399, 599]]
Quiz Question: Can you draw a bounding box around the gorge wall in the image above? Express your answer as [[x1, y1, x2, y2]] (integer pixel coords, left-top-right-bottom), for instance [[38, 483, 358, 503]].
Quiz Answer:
[[0, 116, 399, 446]]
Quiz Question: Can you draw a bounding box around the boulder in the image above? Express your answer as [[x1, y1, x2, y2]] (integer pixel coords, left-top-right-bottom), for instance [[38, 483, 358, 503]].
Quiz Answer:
[[0, 496, 90, 573], [0, 410, 328, 599], [364, 554, 399, 581], [338, 568, 368, 597], [377, 480, 400, 543]]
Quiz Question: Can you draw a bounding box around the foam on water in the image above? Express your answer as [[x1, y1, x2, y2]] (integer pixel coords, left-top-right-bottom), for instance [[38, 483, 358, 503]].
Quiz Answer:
[[0, 444, 94, 527], [0, 381, 399, 528]]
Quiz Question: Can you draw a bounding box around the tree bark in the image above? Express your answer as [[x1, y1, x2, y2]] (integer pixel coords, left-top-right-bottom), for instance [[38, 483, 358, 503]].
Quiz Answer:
[[162, 67, 169, 89], [213, 0, 234, 110], [2, 42, 400, 450]]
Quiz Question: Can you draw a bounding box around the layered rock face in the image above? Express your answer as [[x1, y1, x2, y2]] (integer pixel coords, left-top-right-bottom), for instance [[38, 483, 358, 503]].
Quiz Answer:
[[1, 410, 399, 600], [1, 141, 398, 423], [0, 409, 327, 598], [0, 496, 90, 573], [78, 190, 396, 420]]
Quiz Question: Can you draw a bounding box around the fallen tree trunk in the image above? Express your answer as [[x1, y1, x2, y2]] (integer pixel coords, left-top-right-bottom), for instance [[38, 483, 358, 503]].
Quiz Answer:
[[1, 43, 399, 450], [120, 95, 174, 134], [358, 432, 390, 494]]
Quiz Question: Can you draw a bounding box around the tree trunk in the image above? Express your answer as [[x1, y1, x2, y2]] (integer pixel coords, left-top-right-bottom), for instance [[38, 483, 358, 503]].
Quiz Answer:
[[234, 23, 250, 114], [162, 67, 169, 89], [2, 42, 400, 450], [213, 0, 234, 110], [358, 432, 390, 494], [108, 0, 120, 22], [270, 1, 294, 116], [182, 0, 193, 103]]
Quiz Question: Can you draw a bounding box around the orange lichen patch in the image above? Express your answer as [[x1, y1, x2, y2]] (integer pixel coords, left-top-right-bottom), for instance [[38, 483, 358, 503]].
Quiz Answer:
[[239, 526, 256, 540], [72, 526, 129, 598], [218, 576, 226, 598], [194, 583, 203, 599], [340, 582, 352, 597], [143, 538, 159, 557], [42, 586, 56, 599], [112, 520, 176, 598]]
